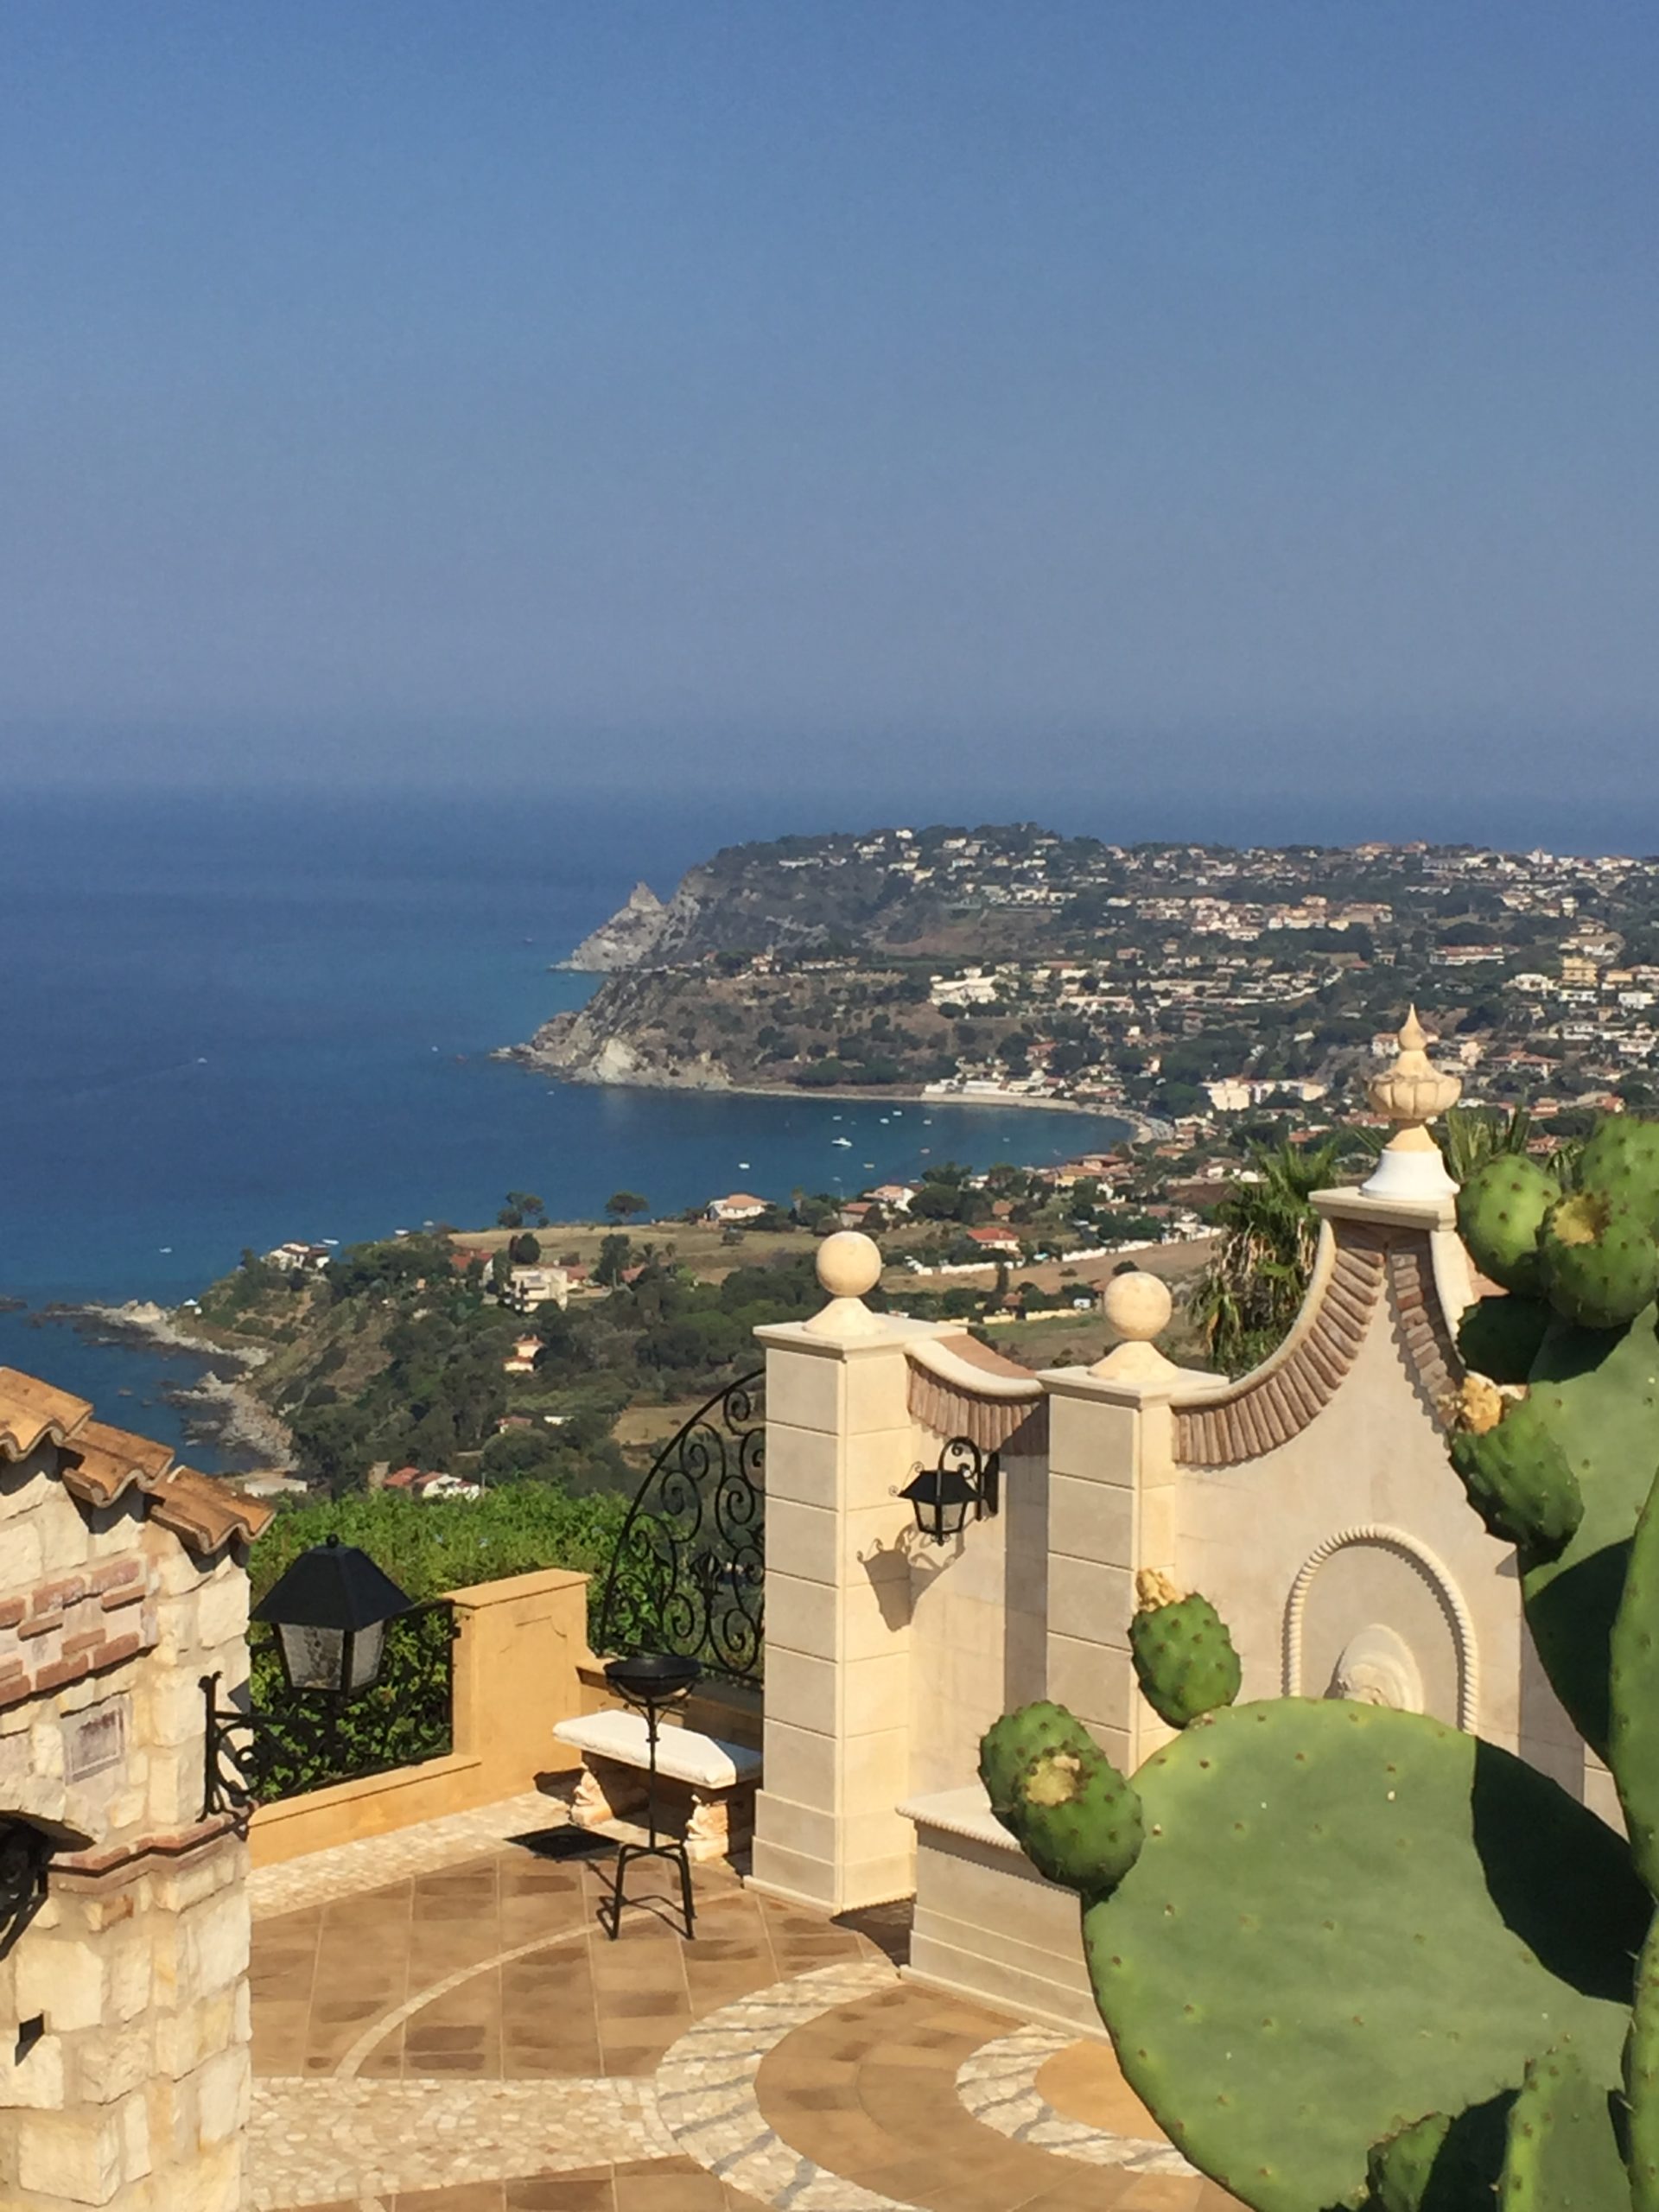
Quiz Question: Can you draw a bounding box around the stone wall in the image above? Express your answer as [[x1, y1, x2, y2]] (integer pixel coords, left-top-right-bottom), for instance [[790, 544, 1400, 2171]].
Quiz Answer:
[[1, 1369, 270, 2212]]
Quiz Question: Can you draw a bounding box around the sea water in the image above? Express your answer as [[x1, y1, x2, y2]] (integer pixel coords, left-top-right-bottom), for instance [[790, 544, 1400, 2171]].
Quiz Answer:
[[0, 787, 1126, 1466]]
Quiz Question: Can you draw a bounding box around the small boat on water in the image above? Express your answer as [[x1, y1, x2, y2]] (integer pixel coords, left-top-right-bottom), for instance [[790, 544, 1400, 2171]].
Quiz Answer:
[[832, 1137, 852, 1147]]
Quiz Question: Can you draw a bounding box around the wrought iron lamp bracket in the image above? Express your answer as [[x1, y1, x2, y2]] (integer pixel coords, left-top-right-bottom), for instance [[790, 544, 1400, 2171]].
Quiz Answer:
[[899, 1434, 1001, 1544], [200, 1673, 260, 1822], [0, 1818, 56, 1959]]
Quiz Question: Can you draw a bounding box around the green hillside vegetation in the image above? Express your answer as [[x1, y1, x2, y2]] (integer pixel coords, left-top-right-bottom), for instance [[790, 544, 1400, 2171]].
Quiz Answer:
[[192, 1232, 836, 1495]]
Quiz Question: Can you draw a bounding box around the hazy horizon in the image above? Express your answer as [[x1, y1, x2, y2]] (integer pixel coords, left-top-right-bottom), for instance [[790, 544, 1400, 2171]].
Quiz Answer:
[[3, 3, 1656, 828]]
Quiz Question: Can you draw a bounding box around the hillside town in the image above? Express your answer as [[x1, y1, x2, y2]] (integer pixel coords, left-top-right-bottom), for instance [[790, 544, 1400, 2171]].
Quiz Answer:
[[524, 829, 1659, 1132]]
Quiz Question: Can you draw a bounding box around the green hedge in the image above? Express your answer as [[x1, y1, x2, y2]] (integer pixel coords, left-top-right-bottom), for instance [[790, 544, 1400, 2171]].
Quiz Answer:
[[245, 1484, 634, 1802], [250, 1484, 631, 1609]]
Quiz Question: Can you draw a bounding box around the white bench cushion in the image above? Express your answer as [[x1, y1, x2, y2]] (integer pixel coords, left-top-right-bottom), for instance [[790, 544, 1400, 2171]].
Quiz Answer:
[[554, 1710, 761, 1792]]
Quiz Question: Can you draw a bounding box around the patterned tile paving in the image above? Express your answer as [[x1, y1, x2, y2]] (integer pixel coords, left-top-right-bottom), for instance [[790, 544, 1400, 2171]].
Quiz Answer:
[[251, 1799, 1240, 2212]]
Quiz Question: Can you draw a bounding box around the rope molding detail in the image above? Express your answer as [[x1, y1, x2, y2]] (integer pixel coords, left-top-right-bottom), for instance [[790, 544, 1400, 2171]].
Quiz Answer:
[[1282, 1522, 1478, 1732]]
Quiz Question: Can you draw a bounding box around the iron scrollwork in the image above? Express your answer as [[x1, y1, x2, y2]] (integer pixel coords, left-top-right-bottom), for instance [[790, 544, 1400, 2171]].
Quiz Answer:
[[200, 1602, 459, 1820], [594, 1371, 766, 1684]]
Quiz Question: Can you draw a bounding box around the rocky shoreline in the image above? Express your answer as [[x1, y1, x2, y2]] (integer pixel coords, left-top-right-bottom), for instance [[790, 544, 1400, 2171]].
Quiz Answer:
[[34, 1300, 297, 1475]]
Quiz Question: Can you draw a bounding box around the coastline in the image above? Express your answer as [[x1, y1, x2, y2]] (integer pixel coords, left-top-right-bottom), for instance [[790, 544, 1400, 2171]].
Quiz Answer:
[[505, 1051, 1157, 1143], [35, 1300, 296, 1475]]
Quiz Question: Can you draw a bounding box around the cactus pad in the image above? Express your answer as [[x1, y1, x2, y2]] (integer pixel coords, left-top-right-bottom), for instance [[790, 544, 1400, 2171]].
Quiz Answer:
[[1498, 2043, 1629, 2212], [1458, 1156, 1556, 1295], [1074, 1700, 1643, 2212], [1609, 1468, 1659, 1893], [979, 1699, 1099, 1818], [1447, 1389, 1583, 1561], [979, 1703, 1142, 1896], [1456, 1293, 1552, 1386], [1516, 1307, 1659, 1752], [1129, 1573, 1243, 1729], [1539, 1189, 1659, 1331], [1581, 1114, 1659, 1236], [1368, 2101, 1513, 2212]]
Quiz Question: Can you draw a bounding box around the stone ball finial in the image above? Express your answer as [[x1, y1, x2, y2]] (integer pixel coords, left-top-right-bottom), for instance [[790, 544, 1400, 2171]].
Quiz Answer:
[[1101, 1268, 1172, 1344], [816, 1230, 882, 1302]]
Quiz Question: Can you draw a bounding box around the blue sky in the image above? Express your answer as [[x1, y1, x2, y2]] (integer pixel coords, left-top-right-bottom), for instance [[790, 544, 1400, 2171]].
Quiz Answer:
[[3, 3, 1656, 832]]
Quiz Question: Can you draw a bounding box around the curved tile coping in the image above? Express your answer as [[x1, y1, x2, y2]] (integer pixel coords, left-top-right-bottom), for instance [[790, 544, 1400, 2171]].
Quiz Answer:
[[955, 2024, 1196, 2176]]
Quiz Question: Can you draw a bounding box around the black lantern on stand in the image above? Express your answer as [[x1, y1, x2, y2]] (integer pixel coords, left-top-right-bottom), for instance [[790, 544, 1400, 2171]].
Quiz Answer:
[[200, 1535, 416, 1819], [901, 1437, 1001, 1547]]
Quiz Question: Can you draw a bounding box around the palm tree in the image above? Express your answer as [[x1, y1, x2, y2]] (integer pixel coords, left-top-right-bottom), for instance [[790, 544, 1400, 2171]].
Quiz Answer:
[[1189, 1140, 1344, 1378], [1438, 1103, 1532, 1184]]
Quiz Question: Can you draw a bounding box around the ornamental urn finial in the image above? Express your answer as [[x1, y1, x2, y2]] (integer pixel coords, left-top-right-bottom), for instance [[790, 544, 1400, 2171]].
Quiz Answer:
[[1360, 1007, 1462, 1200]]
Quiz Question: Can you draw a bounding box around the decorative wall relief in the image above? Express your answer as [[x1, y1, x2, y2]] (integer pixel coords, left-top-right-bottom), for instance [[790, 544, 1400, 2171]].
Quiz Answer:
[[1327, 1622, 1423, 1712]]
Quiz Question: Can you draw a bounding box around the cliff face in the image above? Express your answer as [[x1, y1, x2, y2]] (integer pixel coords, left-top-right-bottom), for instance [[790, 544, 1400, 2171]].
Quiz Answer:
[[563, 882, 671, 970], [560, 839, 963, 975], [521, 972, 736, 1088]]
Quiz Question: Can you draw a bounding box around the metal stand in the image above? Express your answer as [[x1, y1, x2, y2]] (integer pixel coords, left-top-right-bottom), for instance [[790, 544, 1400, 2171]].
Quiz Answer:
[[599, 1654, 700, 1941]]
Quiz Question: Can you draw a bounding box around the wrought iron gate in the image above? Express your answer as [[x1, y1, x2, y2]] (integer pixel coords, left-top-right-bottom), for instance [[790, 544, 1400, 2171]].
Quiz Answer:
[[593, 1372, 766, 1685]]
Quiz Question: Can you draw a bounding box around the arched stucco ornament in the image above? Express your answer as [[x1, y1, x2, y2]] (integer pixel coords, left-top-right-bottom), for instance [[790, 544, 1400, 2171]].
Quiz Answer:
[[1328, 1622, 1424, 1712], [1283, 1524, 1478, 1732]]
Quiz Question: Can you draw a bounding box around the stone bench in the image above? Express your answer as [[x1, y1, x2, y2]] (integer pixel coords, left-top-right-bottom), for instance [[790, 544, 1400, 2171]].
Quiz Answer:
[[553, 1709, 762, 1862]]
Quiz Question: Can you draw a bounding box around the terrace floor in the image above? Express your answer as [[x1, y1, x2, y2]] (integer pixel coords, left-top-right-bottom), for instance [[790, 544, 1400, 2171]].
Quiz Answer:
[[248, 1793, 1238, 2212]]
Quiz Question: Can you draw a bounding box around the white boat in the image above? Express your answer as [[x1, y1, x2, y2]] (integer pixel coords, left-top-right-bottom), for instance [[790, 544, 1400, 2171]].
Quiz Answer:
[[832, 1137, 853, 1147]]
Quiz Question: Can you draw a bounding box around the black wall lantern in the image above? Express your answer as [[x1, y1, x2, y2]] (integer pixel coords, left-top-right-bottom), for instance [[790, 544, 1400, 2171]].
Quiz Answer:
[[0, 1813, 91, 1960], [901, 1437, 1001, 1546], [200, 1536, 416, 1819]]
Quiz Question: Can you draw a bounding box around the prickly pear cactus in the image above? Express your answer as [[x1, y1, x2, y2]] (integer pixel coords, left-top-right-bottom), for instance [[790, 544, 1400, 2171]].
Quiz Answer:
[[981, 1109, 1659, 2212], [978, 1702, 1142, 1895], [1457, 1154, 1556, 1294], [1539, 1189, 1659, 1331], [1580, 1116, 1659, 1236], [1128, 1567, 1242, 1728], [1445, 1377, 1583, 1560], [1454, 1292, 1551, 1385], [1074, 1701, 1641, 2212]]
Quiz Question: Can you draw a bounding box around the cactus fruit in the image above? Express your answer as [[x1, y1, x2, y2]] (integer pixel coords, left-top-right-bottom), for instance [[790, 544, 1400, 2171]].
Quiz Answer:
[[1538, 1188, 1659, 1330], [1457, 1155, 1557, 1295], [1455, 1293, 1551, 1386], [1581, 1114, 1659, 1236], [1446, 1385, 1583, 1560], [979, 1702, 1143, 1895], [1128, 1568, 1243, 1728]]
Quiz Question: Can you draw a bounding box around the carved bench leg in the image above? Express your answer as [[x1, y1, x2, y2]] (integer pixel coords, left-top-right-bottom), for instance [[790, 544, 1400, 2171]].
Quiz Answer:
[[570, 1755, 650, 1830], [684, 1781, 757, 1862]]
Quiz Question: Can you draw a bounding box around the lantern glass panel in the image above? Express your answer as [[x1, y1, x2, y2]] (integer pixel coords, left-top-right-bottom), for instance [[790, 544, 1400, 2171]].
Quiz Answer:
[[277, 1620, 346, 1694], [936, 1493, 973, 1540], [346, 1620, 387, 1693]]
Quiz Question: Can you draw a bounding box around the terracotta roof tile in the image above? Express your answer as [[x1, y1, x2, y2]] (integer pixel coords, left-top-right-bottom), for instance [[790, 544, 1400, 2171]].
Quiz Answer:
[[146, 1465, 272, 1551], [938, 1333, 1036, 1379], [0, 1368, 93, 1458], [0, 1364, 273, 1552], [60, 1418, 177, 1505]]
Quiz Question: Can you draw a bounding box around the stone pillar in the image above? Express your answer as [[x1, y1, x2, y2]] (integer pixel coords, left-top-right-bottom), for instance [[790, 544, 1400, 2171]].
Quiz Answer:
[[0, 1370, 267, 2212], [748, 1235, 955, 1914], [1040, 1274, 1227, 1770]]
